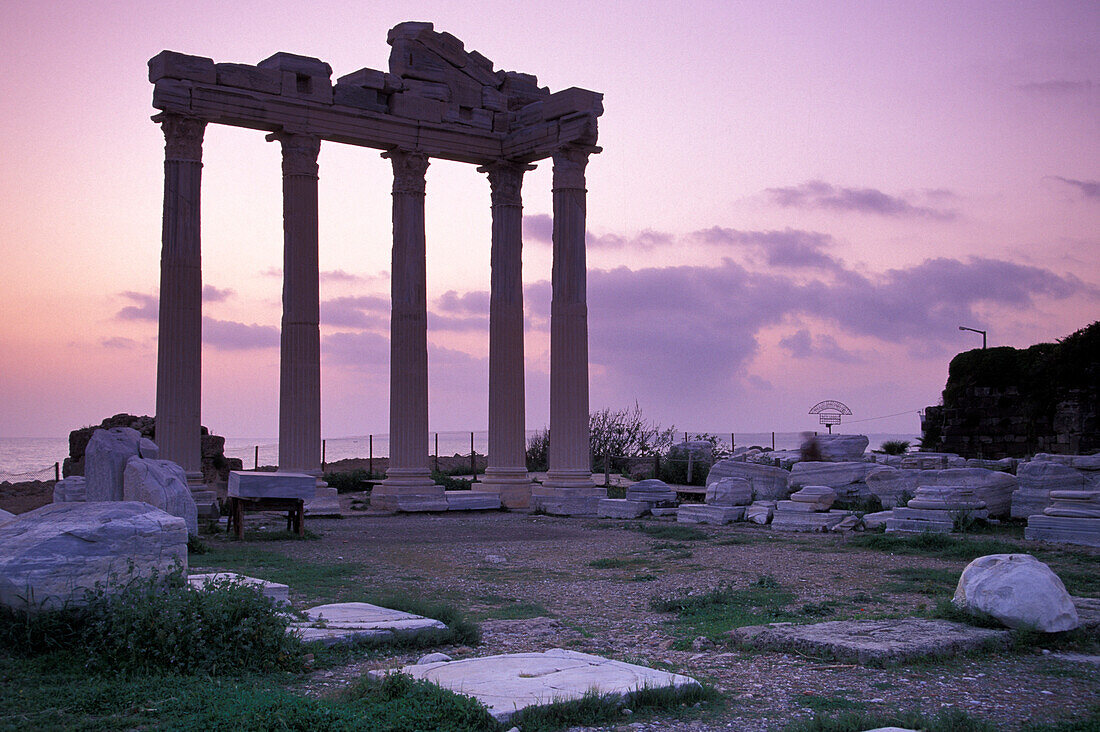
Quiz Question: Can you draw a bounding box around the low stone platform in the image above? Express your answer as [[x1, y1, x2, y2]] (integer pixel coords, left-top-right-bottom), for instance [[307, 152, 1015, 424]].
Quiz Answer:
[[378, 648, 699, 722], [676, 504, 744, 524], [728, 618, 1009, 665], [598, 498, 649, 519], [229, 471, 315, 500], [291, 602, 446, 646], [188, 572, 289, 604], [1025, 515, 1100, 548], [445, 491, 501, 511]]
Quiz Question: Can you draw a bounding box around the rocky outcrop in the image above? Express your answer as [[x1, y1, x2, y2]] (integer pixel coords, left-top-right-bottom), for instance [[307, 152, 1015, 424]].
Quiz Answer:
[[1012, 458, 1089, 518], [801, 434, 868, 462], [789, 462, 874, 499], [953, 554, 1078, 633], [705, 477, 752, 506], [0, 502, 187, 612]]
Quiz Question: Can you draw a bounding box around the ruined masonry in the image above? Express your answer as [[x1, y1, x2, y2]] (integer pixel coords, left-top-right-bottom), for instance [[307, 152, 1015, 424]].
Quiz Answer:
[[149, 22, 605, 515]]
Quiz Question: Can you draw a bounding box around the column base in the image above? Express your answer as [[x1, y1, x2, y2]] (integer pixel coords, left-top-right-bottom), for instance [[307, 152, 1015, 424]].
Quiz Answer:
[[480, 467, 533, 509], [371, 468, 447, 512], [533, 470, 605, 516], [306, 477, 341, 516], [186, 471, 220, 519]]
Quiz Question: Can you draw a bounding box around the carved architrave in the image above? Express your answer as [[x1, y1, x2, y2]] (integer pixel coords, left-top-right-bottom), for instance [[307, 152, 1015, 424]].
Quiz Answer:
[[269, 132, 321, 177], [479, 160, 535, 208], [551, 146, 591, 191], [156, 113, 206, 163], [384, 149, 430, 195]]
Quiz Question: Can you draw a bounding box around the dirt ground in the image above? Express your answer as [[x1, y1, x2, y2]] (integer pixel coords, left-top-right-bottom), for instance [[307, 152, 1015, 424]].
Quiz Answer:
[[4, 482, 1098, 730], [233, 506, 1098, 731]]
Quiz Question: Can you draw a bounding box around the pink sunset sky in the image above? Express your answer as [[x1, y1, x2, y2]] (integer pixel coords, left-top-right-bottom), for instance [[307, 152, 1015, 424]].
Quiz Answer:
[[0, 1, 1097, 440]]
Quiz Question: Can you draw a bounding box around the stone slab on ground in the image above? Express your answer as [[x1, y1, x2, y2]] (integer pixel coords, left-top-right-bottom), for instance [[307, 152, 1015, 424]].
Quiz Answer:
[[1025, 514, 1100, 548], [291, 601, 446, 646], [1074, 596, 1100, 631], [598, 498, 649, 519], [677, 504, 744, 524], [187, 572, 289, 604], [650, 506, 679, 517], [728, 618, 1010, 665], [229, 471, 316, 500], [305, 484, 341, 516], [379, 648, 699, 722], [445, 490, 501, 511]]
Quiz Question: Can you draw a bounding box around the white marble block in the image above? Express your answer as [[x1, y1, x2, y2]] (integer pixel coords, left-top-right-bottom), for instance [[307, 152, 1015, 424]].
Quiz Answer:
[[953, 554, 1078, 633], [85, 427, 143, 502], [228, 471, 316, 500], [123, 457, 198, 535]]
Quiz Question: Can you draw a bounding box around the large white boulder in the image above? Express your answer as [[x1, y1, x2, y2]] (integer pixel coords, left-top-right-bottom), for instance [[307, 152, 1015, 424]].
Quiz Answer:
[[123, 457, 198, 536], [84, 427, 143, 502], [53, 476, 87, 503], [802, 434, 869, 462], [705, 460, 789, 501], [0, 502, 188, 612], [953, 554, 1079, 633], [1018, 461, 1086, 490], [865, 467, 921, 508], [0, 509, 14, 525]]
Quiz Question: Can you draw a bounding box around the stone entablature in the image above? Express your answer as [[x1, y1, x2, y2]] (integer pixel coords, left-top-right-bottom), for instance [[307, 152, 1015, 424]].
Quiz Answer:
[[150, 22, 602, 166]]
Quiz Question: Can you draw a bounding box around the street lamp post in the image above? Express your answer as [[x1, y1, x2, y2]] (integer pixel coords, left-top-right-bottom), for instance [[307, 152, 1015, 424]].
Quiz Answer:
[[958, 325, 987, 349]]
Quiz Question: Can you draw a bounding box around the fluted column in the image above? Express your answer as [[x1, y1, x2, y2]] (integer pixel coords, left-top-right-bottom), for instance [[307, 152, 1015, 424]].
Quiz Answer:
[[535, 146, 604, 515], [153, 113, 207, 503], [478, 160, 535, 508], [371, 149, 446, 512], [269, 132, 322, 478]]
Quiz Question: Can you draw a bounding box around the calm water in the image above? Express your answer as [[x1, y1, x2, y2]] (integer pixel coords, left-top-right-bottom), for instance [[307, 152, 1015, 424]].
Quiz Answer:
[[0, 431, 919, 479]]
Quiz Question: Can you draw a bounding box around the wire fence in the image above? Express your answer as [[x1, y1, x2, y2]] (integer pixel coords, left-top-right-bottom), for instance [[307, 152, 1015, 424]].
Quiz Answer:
[[0, 462, 60, 483]]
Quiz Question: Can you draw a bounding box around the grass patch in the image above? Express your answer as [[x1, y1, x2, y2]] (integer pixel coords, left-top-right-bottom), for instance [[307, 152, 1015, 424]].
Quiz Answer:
[[341, 672, 498, 730], [190, 542, 369, 602], [630, 573, 659, 582], [633, 523, 708, 541], [782, 707, 1000, 732], [846, 531, 1021, 560], [239, 528, 322, 542], [650, 575, 798, 641], [471, 594, 549, 621], [508, 682, 719, 732], [884, 566, 959, 596]]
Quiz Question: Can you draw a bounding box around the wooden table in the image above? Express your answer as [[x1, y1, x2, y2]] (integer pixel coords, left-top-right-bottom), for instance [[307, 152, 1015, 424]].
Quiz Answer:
[[226, 496, 305, 539]]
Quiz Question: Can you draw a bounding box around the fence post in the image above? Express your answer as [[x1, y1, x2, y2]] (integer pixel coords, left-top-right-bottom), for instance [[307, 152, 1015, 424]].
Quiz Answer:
[[604, 452, 611, 486], [470, 431, 476, 481], [434, 433, 439, 473], [369, 435, 373, 479], [684, 431, 688, 443], [687, 452, 693, 484], [731, 433, 735, 453], [54, 462, 60, 481], [771, 431, 775, 450], [254, 446, 259, 470], [322, 439, 326, 471]]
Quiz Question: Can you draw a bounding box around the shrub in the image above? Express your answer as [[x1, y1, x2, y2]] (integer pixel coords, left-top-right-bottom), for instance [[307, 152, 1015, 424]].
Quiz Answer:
[[879, 440, 910, 455], [323, 468, 372, 493], [526, 429, 550, 472]]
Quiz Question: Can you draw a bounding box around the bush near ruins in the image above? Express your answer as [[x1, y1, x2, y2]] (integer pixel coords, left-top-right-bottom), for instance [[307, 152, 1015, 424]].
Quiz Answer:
[[526, 404, 676, 472], [879, 440, 911, 455]]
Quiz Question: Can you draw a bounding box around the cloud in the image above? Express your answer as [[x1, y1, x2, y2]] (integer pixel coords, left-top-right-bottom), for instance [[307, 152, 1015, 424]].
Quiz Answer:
[[202, 285, 234, 302], [779, 329, 861, 363], [1052, 176, 1100, 200], [522, 213, 673, 250], [116, 291, 159, 321], [322, 331, 390, 370], [321, 295, 390, 330], [766, 180, 956, 220], [101, 336, 139, 349], [436, 290, 489, 314], [1016, 80, 1094, 96], [320, 269, 389, 284], [523, 214, 553, 244], [201, 317, 279, 350], [693, 227, 842, 270]]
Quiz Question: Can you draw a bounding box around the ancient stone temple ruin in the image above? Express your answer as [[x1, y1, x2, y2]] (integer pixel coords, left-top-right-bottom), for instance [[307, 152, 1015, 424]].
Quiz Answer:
[[148, 22, 605, 514]]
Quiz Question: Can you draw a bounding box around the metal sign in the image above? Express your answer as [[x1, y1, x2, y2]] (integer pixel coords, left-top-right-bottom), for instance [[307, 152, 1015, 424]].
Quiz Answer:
[[808, 400, 852, 434]]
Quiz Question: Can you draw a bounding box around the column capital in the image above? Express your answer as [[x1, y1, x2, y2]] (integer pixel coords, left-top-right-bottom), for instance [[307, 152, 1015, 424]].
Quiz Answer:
[[552, 145, 598, 190], [478, 160, 536, 207], [153, 113, 206, 163], [383, 149, 430, 195], [266, 131, 321, 177]]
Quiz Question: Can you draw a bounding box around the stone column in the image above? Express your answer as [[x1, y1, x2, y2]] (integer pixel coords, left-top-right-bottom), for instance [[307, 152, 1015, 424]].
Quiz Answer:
[[371, 149, 446, 512], [535, 146, 604, 515], [153, 113, 212, 513], [268, 132, 322, 478], [478, 161, 535, 508]]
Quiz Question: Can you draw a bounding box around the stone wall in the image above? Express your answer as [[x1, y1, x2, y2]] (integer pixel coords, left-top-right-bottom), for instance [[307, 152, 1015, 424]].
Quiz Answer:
[[921, 322, 1099, 459]]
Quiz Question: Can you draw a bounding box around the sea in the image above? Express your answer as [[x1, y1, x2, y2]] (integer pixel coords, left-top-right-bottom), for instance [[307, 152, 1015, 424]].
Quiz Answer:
[[0, 431, 919, 481]]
